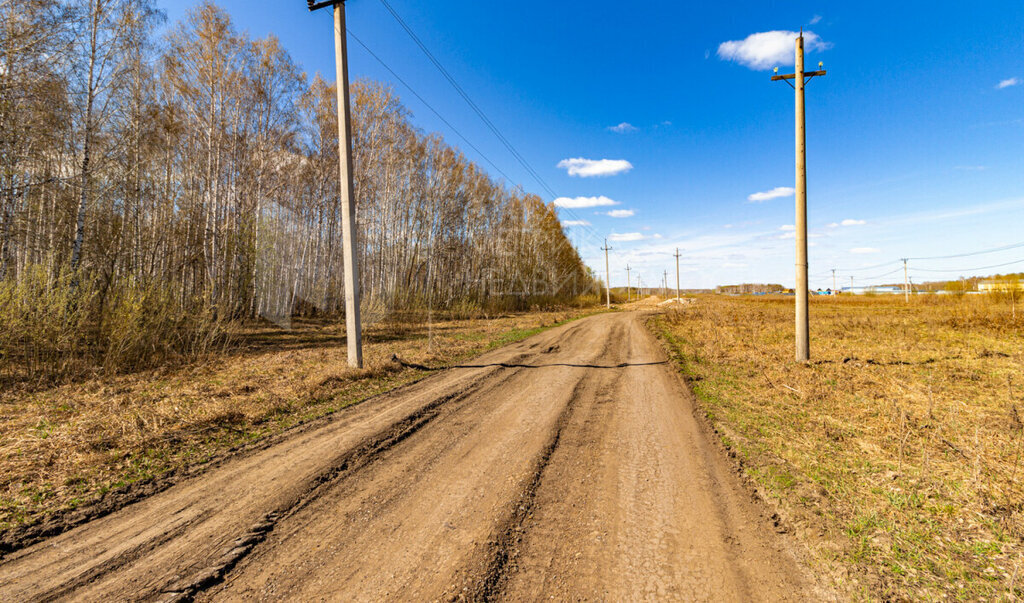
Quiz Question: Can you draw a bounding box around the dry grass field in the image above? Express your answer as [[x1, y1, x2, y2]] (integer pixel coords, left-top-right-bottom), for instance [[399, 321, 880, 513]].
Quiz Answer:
[[655, 294, 1024, 600], [0, 308, 596, 543]]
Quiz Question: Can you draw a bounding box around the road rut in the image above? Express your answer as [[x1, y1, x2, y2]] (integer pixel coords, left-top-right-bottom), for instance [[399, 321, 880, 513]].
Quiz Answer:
[[0, 312, 819, 601]]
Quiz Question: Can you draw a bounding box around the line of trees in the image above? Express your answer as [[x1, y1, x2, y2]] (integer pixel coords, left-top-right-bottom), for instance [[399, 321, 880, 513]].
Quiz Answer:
[[0, 0, 595, 380]]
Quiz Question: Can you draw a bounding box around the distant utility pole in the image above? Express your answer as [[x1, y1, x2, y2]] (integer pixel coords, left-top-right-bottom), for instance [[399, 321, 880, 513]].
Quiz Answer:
[[901, 258, 910, 303], [850, 276, 854, 290], [663, 270, 668, 296], [626, 265, 632, 302], [308, 0, 362, 367], [772, 28, 826, 362], [831, 268, 837, 298], [602, 240, 612, 308], [674, 248, 681, 301]]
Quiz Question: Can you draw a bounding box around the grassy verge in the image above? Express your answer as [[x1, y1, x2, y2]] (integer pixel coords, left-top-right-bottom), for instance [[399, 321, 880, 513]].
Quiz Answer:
[[0, 308, 599, 536], [653, 295, 1023, 600]]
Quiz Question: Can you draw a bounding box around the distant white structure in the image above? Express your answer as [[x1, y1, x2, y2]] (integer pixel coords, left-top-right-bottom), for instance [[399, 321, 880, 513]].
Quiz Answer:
[[840, 285, 903, 295]]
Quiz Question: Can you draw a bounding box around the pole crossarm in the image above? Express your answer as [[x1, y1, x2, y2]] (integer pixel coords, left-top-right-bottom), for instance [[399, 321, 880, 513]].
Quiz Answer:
[[308, 0, 344, 11], [771, 70, 827, 81]]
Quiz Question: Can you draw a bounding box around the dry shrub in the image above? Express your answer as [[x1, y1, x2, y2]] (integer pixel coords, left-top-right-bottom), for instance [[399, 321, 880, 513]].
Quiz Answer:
[[0, 265, 231, 386], [99, 280, 230, 372]]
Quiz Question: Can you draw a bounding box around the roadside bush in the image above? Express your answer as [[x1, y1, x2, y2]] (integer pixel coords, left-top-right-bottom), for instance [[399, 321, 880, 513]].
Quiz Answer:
[[0, 265, 231, 386], [100, 280, 231, 373]]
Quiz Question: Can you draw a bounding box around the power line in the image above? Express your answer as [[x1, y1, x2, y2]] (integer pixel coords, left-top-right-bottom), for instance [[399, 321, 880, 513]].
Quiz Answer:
[[857, 267, 904, 281], [374, 0, 604, 246], [376, 0, 554, 196], [346, 29, 519, 189], [909, 240, 1024, 261], [836, 260, 902, 272], [348, 20, 603, 260], [911, 258, 1024, 273]]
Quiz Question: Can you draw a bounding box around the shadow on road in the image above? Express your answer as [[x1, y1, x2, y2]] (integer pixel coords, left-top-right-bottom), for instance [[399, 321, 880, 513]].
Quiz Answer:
[[454, 361, 668, 370], [391, 354, 668, 372]]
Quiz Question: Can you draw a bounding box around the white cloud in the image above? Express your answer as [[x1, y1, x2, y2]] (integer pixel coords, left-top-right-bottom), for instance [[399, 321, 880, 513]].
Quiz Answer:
[[557, 158, 633, 178], [553, 195, 619, 208], [809, 15, 822, 24], [779, 224, 796, 231], [718, 31, 830, 70], [850, 247, 880, 254], [997, 77, 1020, 89], [608, 122, 637, 133], [561, 219, 590, 227], [748, 186, 795, 202], [827, 222, 839, 228], [610, 232, 657, 242], [841, 219, 866, 226], [606, 209, 636, 218], [780, 231, 796, 239]]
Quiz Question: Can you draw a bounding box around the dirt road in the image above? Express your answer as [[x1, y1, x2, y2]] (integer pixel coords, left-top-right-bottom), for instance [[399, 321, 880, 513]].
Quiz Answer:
[[0, 311, 819, 601]]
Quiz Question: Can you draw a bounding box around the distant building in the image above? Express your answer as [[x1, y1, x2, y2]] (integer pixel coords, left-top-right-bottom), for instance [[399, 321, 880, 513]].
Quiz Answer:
[[840, 285, 903, 295]]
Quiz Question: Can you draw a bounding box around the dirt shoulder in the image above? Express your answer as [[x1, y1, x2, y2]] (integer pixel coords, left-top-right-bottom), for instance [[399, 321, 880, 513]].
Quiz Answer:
[[0, 308, 598, 549], [651, 294, 1024, 600]]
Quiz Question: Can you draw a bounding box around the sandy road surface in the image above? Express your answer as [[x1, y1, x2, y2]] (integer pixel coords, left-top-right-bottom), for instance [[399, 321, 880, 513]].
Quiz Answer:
[[0, 311, 818, 601]]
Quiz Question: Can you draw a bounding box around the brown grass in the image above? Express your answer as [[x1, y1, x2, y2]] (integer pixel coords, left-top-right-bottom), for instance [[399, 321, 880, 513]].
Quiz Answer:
[[655, 294, 1024, 600], [0, 308, 596, 534]]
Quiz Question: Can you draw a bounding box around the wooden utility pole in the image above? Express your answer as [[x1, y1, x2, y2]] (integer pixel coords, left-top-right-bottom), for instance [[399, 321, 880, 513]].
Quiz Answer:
[[772, 30, 826, 362], [674, 248, 681, 300], [626, 264, 632, 302], [309, 0, 362, 367], [902, 258, 910, 303], [602, 240, 612, 308]]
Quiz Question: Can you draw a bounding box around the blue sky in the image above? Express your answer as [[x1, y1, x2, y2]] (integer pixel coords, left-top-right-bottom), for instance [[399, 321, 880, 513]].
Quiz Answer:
[[160, 0, 1024, 290]]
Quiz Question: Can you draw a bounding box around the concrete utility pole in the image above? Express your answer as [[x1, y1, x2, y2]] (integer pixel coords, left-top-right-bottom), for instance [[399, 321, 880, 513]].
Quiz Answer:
[[663, 270, 668, 296], [902, 258, 910, 303], [309, 0, 362, 367], [602, 240, 612, 308], [674, 248, 682, 301], [831, 268, 837, 297], [626, 265, 632, 302], [772, 29, 826, 362]]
